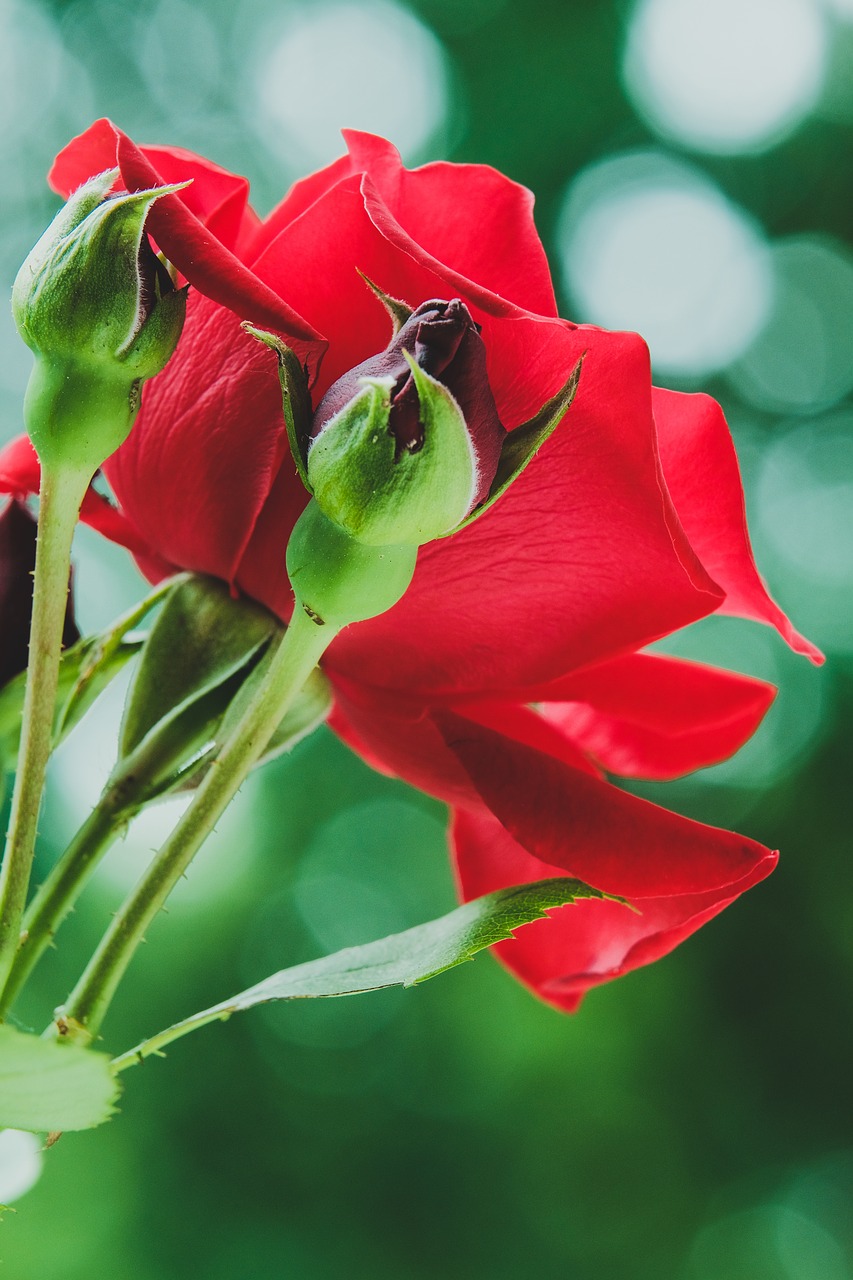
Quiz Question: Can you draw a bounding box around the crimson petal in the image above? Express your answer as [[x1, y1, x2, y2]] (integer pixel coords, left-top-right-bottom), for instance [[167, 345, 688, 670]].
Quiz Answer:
[[49, 119, 323, 352], [452, 804, 775, 1012], [654, 388, 821, 663], [471, 652, 776, 780]]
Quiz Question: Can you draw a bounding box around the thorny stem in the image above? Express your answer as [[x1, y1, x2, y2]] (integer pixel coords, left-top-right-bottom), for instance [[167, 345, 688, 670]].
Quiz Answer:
[[0, 464, 91, 1003]]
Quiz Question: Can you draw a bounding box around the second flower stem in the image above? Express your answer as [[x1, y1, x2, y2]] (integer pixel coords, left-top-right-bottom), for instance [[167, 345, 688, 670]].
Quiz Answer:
[[0, 463, 90, 1002], [55, 606, 335, 1043]]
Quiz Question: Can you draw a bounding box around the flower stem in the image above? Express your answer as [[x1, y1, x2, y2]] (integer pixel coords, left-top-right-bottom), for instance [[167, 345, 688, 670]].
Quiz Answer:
[[0, 795, 125, 1019], [54, 606, 335, 1043], [0, 463, 90, 1002]]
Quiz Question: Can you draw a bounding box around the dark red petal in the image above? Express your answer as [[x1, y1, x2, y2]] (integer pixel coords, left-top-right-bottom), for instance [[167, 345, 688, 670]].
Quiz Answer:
[[452, 805, 775, 1012], [653, 388, 822, 663], [106, 292, 293, 587], [343, 131, 559, 317], [482, 652, 776, 780], [49, 119, 323, 350]]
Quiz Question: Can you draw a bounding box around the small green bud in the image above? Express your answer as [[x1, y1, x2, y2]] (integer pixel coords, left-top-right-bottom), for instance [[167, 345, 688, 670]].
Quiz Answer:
[[287, 500, 417, 630], [12, 170, 189, 474], [307, 298, 500, 547], [308, 358, 477, 546]]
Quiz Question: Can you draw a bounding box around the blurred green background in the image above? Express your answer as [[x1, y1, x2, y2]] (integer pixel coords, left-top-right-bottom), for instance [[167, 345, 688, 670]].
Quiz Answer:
[[1, 0, 852, 1275]]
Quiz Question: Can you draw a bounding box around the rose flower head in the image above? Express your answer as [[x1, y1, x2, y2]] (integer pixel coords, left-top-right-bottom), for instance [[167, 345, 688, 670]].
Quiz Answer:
[[0, 121, 823, 1013]]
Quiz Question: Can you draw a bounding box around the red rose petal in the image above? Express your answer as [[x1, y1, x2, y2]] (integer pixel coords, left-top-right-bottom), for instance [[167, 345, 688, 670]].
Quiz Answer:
[[49, 119, 323, 350], [654, 387, 822, 663], [249, 174, 722, 690], [343, 130, 559, 317], [106, 293, 293, 586], [452, 804, 775, 1011], [437, 707, 770, 898], [474, 651, 776, 780]]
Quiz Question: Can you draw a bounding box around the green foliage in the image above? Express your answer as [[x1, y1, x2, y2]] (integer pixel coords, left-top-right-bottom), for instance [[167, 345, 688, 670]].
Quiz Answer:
[[112, 574, 332, 804], [0, 1025, 119, 1133], [113, 877, 626, 1071], [0, 579, 178, 772]]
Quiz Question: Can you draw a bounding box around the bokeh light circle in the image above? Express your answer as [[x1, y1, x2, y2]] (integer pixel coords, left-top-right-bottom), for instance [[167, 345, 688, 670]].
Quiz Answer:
[[251, 0, 449, 168], [624, 0, 828, 153], [558, 151, 772, 377], [0, 1130, 42, 1205], [730, 236, 853, 414], [753, 410, 853, 654]]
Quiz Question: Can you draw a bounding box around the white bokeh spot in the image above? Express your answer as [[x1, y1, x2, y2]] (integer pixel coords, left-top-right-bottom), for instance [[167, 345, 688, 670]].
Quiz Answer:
[[0, 1130, 42, 1205], [558, 151, 773, 377], [252, 0, 449, 168], [624, 0, 828, 152]]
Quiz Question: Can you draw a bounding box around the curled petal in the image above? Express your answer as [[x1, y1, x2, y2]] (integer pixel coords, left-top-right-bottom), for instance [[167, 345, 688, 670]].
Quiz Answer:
[[452, 805, 775, 1012], [481, 652, 776, 780], [436, 708, 771, 899], [342, 131, 559, 317], [49, 118, 323, 351], [653, 388, 822, 663]]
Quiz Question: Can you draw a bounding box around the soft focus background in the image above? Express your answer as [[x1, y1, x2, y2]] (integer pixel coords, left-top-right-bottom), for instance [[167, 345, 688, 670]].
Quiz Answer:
[[1, 0, 851, 1275]]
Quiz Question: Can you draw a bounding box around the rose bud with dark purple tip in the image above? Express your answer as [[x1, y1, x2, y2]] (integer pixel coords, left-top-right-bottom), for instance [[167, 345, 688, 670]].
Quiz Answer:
[[306, 298, 506, 547]]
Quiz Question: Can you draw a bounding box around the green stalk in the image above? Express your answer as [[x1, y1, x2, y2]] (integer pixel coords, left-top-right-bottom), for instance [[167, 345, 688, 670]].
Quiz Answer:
[[0, 463, 91, 1000], [0, 797, 124, 1019], [54, 606, 335, 1043]]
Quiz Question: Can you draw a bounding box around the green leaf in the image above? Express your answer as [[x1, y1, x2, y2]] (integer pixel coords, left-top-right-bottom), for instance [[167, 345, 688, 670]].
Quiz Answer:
[[206, 651, 331, 770], [357, 271, 413, 335], [455, 355, 585, 532], [0, 576, 180, 772], [112, 878, 629, 1071], [0, 1025, 119, 1132], [242, 324, 313, 493], [119, 575, 277, 759]]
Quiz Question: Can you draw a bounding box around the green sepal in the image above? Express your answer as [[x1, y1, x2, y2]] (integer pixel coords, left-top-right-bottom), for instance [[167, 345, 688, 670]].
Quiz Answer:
[[14, 177, 189, 372], [357, 271, 413, 335], [286, 500, 417, 628], [308, 354, 476, 547], [107, 576, 281, 806], [120, 575, 277, 757], [112, 877, 631, 1072], [0, 577, 180, 772], [0, 1023, 119, 1133], [13, 175, 190, 474], [242, 324, 313, 494], [454, 354, 585, 532]]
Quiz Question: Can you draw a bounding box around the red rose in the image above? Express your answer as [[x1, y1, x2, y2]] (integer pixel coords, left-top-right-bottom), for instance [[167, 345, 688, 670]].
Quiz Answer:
[[0, 120, 820, 1011]]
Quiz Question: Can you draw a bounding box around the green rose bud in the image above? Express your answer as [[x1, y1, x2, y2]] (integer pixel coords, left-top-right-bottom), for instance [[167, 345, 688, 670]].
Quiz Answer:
[[12, 169, 188, 475], [307, 298, 504, 547]]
